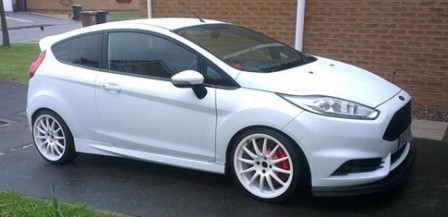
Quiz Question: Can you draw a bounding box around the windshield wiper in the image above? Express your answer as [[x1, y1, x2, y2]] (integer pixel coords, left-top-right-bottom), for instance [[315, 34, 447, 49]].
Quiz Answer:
[[302, 53, 317, 63], [262, 59, 304, 72]]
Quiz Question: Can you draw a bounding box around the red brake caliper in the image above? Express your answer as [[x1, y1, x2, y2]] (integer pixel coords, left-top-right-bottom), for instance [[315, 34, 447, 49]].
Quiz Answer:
[[268, 147, 290, 181]]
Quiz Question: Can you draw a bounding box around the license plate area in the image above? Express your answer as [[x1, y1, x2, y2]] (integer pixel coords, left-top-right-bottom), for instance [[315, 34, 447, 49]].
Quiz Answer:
[[398, 127, 412, 150]]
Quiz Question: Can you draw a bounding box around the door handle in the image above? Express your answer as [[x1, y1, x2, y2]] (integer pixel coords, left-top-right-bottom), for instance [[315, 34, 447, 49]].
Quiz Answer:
[[101, 83, 121, 92]]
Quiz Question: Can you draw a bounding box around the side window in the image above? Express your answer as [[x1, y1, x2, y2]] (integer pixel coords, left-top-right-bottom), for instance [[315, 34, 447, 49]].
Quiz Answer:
[[202, 60, 237, 87], [107, 32, 198, 79], [52, 33, 101, 68]]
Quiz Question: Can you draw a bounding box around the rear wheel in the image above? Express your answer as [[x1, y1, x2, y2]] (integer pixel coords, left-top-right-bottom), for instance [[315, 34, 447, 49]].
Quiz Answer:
[[230, 128, 306, 202], [32, 110, 78, 164]]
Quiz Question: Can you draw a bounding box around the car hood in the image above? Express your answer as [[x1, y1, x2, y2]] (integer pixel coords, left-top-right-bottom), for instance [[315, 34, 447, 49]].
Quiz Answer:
[[235, 56, 401, 108]]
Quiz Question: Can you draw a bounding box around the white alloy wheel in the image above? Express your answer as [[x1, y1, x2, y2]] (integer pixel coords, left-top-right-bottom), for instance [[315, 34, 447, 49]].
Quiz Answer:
[[32, 110, 77, 164], [231, 129, 303, 202]]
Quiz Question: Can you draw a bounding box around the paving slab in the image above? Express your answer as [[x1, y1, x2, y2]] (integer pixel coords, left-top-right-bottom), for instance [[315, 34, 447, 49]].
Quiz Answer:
[[412, 119, 448, 142], [1, 12, 82, 44], [2, 12, 76, 30]]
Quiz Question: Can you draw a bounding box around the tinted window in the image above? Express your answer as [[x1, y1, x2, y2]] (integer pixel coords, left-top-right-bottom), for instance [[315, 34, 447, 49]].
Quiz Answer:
[[107, 32, 198, 78], [175, 24, 307, 73], [202, 60, 236, 87], [52, 33, 101, 68]]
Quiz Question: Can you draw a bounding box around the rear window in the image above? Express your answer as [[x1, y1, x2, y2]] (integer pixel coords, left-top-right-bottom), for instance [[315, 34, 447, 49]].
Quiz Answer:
[[52, 33, 102, 68]]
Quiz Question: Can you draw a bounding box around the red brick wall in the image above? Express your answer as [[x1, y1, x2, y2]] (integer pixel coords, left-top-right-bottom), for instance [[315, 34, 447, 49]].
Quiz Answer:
[[303, 0, 448, 112], [140, 0, 448, 112], [141, 0, 297, 46], [27, 0, 139, 11]]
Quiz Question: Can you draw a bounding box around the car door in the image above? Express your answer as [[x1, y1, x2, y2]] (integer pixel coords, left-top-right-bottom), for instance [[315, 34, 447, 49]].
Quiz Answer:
[[94, 31, 216, 162]]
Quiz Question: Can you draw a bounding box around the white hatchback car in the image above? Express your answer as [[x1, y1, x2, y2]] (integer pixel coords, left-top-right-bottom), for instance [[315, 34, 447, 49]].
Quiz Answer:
[[27, 18, 415, 202]]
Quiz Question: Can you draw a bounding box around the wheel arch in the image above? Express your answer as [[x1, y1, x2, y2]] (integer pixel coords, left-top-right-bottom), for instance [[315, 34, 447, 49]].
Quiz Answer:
[[31, 107, 57, 123], [224, 125, 312, 188], [31, 107, 79, 164], [30, 105, 75, 134], [27, 89, 82, 139], [31, 107, 75, 140], [28, 87, 72, 122]]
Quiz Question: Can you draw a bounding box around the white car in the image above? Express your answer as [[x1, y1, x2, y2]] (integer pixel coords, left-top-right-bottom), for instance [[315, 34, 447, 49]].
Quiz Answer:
[[27, 18, 415, 202]]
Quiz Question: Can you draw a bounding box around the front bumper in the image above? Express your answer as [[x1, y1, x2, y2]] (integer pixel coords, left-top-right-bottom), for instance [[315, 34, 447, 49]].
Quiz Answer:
[[282, 90, 413, 191], [312, 146, 416, 196]]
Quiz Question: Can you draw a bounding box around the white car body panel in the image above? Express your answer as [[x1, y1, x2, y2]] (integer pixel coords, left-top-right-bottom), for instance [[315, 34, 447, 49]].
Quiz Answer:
[[236, 56, 401, 108], [214, 87, 304, 164], [94, 72, 216, 162], [27, 51, 103, 143]]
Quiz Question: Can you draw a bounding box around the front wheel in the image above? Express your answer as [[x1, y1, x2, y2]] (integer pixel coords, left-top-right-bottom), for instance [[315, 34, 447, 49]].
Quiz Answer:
[[230, 128, 307, 202], [32, 110, 78, 164]]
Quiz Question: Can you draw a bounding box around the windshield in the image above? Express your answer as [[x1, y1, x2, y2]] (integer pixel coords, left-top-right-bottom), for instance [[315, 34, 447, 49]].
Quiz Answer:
[[175, 24, 306, 73]]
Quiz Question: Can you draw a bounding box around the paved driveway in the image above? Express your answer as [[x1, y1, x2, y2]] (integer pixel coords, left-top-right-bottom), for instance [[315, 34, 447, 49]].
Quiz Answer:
[[0, 80, 30, 155], [1, 79, 447, 217], [2, 12, 82, 43]]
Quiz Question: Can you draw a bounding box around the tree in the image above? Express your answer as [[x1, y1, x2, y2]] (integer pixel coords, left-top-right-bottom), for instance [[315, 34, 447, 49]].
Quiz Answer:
[[0, 0, 10, 46]]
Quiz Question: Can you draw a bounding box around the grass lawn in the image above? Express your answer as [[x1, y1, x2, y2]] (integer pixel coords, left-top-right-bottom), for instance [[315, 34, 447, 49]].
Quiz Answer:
[[108, 11, 141, 19], [0, 43, 40, 84], [0, 191, 118, 217]]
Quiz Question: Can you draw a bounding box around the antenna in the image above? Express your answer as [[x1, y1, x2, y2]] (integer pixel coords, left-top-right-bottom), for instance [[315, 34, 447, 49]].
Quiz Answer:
[[192, 12, 205, 23]]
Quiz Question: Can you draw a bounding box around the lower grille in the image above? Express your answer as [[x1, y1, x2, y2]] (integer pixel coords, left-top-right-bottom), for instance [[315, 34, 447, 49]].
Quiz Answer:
[[383, 101, 412, 141], [332, 158, 384, 176], [391, 143, 407, 164]]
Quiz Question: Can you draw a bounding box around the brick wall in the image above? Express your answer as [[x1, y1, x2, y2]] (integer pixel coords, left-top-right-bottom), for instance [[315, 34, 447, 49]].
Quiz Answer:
[[303, 0, 448, 112], [141, 0, 448, 112], [27, 0, 139, 11], [141, 0, 297, 46]]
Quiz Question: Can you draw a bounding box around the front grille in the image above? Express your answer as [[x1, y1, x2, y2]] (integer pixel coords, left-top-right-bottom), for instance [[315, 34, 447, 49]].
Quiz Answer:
[[332, 158, 384, 176], [383, 101, 412, 141]]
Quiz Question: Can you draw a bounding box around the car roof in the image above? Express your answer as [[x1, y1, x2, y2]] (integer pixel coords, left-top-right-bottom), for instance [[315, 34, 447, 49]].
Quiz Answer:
[[39, 18, 225, 51], [113, 18, 225, 30]]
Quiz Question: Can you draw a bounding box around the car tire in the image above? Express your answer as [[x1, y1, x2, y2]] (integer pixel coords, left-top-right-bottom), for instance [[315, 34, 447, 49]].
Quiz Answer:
[[230, 128, 307, 202], [32, 110, 78, 164]]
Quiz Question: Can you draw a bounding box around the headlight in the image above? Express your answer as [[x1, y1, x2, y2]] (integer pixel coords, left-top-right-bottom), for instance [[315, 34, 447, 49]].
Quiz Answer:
[[278, 94, 379, 120]]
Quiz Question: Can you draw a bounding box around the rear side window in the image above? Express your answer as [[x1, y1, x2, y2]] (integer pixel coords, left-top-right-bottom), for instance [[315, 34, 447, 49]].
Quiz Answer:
[[52, 33, 101, 68], [107, 32, 198, 79]]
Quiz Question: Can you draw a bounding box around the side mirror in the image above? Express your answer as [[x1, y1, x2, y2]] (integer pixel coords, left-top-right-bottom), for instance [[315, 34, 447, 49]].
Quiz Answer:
[[171, 70, 204, 88], [171, 70, 208, 99]]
